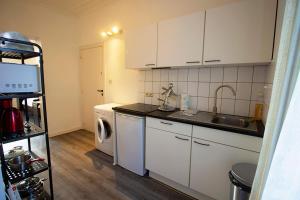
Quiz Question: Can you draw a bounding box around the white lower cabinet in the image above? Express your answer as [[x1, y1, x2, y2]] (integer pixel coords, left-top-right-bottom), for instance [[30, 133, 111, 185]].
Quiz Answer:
[[190, 138, 259, 200], [145, 127, 191, 187]]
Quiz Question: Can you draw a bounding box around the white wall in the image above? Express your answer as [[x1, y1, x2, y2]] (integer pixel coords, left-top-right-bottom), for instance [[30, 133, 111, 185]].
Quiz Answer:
[[78, 0, 239, 105], [0, 0, 82, 137]]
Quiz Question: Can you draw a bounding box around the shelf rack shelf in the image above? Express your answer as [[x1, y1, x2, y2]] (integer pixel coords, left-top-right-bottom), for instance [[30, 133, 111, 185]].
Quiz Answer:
[[6, 152, 49, 184], [0, 92, 43, 100], [0, 47, 41, 60], [0, 37, 54, 199], [1, 123, 45, 144]]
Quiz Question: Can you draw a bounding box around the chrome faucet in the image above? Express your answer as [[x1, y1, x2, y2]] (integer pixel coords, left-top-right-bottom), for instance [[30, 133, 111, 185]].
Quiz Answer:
[[213, 85, 236, 117]]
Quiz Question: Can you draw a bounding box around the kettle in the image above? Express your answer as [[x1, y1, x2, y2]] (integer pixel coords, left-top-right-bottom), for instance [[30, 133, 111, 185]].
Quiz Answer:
[[0, 100, 24, 137]]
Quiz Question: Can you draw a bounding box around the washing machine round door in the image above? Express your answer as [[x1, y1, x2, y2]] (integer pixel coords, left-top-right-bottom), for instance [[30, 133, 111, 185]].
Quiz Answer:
[[97, 118, 112, 143]]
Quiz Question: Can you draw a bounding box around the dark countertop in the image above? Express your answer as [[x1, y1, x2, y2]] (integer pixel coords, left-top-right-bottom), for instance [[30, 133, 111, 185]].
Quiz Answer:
[[112, 103, 159, 116], [113, 103, 264, 138]]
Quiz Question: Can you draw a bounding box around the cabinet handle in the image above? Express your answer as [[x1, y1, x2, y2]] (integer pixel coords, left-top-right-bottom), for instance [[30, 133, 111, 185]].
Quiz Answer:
[[194, 141, 210, 146], [145, 64, 155, 66], [175, 136, 189, 141], [186, 61, 200, 64], [160, 121, 173, 125], [204, 60, 221, 63]]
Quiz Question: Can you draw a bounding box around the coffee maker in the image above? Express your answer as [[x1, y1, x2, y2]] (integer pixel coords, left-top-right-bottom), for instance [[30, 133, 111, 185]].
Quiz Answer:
[[0, 99, 24, 137]]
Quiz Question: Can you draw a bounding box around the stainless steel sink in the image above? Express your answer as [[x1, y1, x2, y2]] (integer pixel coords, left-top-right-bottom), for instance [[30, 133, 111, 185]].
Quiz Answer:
[[211, 115, 250, 128]]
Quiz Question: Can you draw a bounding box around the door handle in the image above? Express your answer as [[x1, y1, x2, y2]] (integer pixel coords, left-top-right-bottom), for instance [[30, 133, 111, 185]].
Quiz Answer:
[[194, 141, 210, 146], [175, 136, 189, 141], [145, 63, 155, 67], [160, 121, 173, 125], [204, 60, 221, 63], [186, 61, 200, 64]]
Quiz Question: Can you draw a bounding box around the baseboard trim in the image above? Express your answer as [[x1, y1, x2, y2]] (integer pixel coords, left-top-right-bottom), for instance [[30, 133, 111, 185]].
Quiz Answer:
[[149, 172, 214, 200], [49, 126, 82, 137]]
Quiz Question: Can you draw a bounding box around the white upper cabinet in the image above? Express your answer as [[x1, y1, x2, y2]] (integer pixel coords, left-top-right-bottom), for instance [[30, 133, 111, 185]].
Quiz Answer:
[[157, 11, 205, 67], [203, 0, 277, 65], [125, 23, 157, 69]]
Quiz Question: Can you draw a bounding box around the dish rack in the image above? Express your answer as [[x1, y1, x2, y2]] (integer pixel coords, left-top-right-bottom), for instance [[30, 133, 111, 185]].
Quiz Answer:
[[0, 37, 54, 199]]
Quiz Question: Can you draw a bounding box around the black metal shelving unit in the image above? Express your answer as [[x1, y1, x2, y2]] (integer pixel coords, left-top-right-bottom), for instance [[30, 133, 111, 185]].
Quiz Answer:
[[0, 37, 53, 199]]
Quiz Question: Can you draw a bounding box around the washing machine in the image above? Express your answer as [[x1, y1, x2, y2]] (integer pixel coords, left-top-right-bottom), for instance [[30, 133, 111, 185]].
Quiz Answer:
[[94, 103, 121, 156]]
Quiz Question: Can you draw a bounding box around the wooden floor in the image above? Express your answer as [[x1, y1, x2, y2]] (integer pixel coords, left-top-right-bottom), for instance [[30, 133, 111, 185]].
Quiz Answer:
[[46, 130, 195, 200]]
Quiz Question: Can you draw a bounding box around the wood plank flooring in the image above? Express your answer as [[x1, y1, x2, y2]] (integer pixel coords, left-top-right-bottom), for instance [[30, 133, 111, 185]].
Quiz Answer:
[[45, 130, 196, 200]]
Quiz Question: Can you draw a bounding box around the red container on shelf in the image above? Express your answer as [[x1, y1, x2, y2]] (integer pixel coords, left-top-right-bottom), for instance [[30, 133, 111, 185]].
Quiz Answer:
[[0, 99, 24, 137]]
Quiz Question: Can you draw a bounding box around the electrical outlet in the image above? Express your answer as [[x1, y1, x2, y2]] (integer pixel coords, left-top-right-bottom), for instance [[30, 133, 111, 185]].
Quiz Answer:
[[145, 92, 153, 97]]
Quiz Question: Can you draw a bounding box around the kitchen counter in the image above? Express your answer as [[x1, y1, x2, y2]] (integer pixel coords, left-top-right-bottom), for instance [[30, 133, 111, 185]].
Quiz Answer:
[[113, 103, 264, 138], [112, 103, 158, 116]]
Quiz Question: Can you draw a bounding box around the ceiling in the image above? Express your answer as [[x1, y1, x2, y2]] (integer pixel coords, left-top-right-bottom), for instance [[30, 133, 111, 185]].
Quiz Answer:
[[27, 0, 115, 16], [25, 0, 238, 17]]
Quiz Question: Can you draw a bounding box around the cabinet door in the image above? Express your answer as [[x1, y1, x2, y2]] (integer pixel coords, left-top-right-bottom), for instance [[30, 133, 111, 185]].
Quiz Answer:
[[125, 23, 157, 69], [145, 127, 191, 186], [190, 138, 259, 200], [203, 0, 277, 65], [157, 11, 205, 67]]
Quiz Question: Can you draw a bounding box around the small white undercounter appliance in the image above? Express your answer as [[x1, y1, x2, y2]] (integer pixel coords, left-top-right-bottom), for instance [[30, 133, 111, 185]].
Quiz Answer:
[[115, 113, 146, 176], [94, 103, 121, 156]]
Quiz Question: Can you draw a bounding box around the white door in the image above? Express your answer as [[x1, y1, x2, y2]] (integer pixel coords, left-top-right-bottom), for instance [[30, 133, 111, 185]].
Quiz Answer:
[[157, 11, 205, 67], [203, 0, 277, 65], [79, 46, 104, 132], [125, 23, 157, 69], [190, 138, 259, 200], [145, 127, 191, 186]]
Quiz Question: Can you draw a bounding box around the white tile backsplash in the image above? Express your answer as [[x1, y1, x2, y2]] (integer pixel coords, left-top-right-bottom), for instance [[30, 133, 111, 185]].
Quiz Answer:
[[223, 67, 238, 82], [198, 82, 210, 97], [199, 68, 211, 82], [178, 69, 188, 81], [251, 83, 265, 101], [236, 83, 252, 100], [190, 97, 198, 110], [140, 65, 269, 117], [152, 82, 160, 93], [152, 70, 161, 81], [188, 82, 198, 96], [145, 70, 153, 81], [178, 82, 188, 94], [235, 100, 250, 116], [160, 69, 169, 81], [221, 99, 235, 115], [253, 66, 266, 83], [144, 82, 152, 93], [211, 67, 223, 82], [169, 69, 178, 82], [188, 68, 199, 81], [197, 97, 209, 111], [237, 66, 253, 82]]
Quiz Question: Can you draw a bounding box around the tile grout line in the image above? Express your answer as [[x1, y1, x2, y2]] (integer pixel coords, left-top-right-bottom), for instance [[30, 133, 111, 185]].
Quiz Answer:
[[248, 65, 255, 117]]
